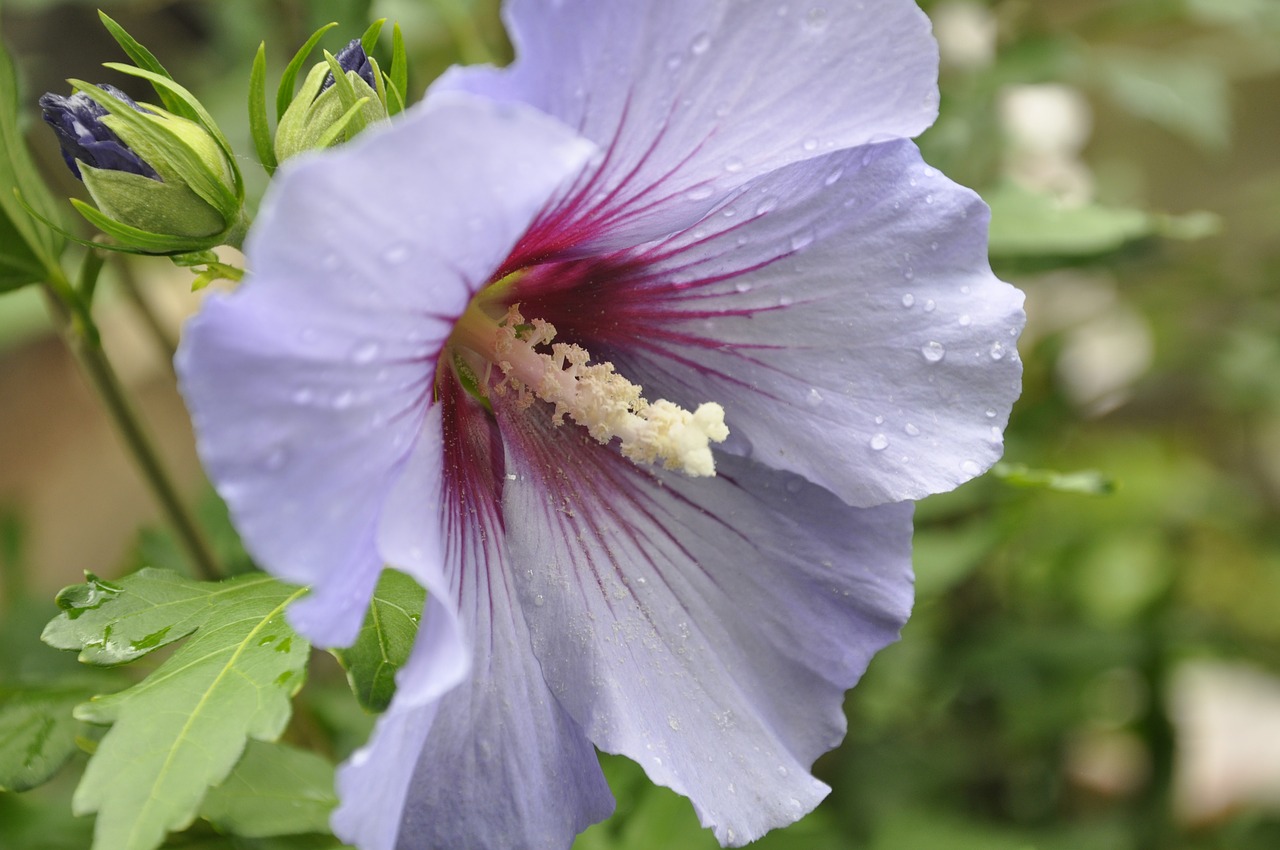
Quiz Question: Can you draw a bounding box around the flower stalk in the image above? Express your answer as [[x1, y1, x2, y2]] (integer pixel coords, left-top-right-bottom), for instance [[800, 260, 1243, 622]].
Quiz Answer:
[[41, 267, 221, 581]]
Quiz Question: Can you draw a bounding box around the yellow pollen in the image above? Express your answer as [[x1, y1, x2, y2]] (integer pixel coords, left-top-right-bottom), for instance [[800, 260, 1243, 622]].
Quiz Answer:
[[455, 304, 729, 477]]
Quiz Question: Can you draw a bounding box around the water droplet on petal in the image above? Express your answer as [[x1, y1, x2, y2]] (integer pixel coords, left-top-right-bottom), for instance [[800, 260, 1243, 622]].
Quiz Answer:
[[989, 341, 1007, 360], [686, 184, 714, 201], [755, 196, 779, 215], [904, 423, 921, 437], [666, 53, 682, 71], [291, 387, 313, 405], [802, 137, 819, 151], [263, 447, 288, 471], [789, 230, 815, 251], [870, 433, 889, 451], [351, 341, 380, 364], [668, 714, 681, 731], [691, 32, 711, 54], [961, 460, 982, 476], [924, 299, 936, 313], [734, 281, 752, 293], [333, 390, 355, 410], [959, 314, 972, 327], [921, 341, 946, 362], [989, 426, 1003, 443], [382, 244, 410, 265], [925, 194, 934, 204], [778, 294, 793, 306], [985, 408, 997, 418], [903, 267, 914, 281], [534, 594, 545, 607], [724, 156, 744, 173], [804, 7, 830, 31], [902, 293, 915, 308], [784, 478, 803, 494], [824, 166, 843, 186], [806, 387, 823, 407]]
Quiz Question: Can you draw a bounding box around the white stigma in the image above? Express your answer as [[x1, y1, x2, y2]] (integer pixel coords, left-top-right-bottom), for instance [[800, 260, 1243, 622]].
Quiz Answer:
[[487, 306, 729, 476]]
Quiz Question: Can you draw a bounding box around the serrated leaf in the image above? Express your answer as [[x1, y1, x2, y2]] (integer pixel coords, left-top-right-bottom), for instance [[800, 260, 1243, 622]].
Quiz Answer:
[[336, 569, 423, 713], [199, 740, 336, 838], [0, 26, 66, 285], [42, 568, 310, 850], [0, 684, 91, 791], [986, 184, 1219, 258]]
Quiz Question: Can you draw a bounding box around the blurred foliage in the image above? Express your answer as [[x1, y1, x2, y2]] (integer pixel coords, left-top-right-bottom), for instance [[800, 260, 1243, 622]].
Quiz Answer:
[[1, 0, 1278, 848]]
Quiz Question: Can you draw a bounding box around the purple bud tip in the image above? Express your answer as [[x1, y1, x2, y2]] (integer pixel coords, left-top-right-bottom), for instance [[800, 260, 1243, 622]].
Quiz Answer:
[[320, 39, 377, 94], [39, 84, 160, 181]]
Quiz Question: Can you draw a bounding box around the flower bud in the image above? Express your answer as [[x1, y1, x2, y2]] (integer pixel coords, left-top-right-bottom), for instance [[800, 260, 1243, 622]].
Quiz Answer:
[[274, 40, 389, 163], [40, 83, 243, 251]]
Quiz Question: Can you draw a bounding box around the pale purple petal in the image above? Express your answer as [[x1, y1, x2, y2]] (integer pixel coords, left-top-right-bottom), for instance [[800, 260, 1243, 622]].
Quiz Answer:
[[436, 0, 938, 253], [338, 380, 613, 850], [496, 398, 914, 846], [177, 93, 594, 645], [510, 140, 1024, 508]]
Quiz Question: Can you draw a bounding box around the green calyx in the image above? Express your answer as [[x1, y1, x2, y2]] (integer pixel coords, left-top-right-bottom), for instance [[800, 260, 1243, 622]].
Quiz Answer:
[[274, 59, 388, 164]]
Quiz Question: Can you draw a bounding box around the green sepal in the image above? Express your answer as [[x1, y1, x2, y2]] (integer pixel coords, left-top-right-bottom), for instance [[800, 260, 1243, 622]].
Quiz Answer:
[[276, 22, 338, 122], [14, 188, 164, 257], [80, 165, 225, 238], [313, 96, 373, 150], [321, 49, 367, 136], [96, 12, 200, 122], [98, 64, 244, 201], [359, 18, 387, 55], [249, 42, 277, 175], [70, 198, 217, 254], [388, 23, 407, 116]]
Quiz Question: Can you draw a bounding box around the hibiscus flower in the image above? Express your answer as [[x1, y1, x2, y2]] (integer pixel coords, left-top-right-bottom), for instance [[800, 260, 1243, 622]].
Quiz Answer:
[[176, 1, 1025, 848]]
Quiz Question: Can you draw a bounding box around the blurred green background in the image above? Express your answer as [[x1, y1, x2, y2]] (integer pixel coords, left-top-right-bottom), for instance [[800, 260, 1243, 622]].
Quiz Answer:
[[2, 0, 1279, 848]]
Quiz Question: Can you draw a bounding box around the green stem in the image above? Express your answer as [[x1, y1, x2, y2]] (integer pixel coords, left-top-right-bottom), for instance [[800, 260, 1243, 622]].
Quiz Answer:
[[41, 272, 222, 582], [114, 255, 179, 370]]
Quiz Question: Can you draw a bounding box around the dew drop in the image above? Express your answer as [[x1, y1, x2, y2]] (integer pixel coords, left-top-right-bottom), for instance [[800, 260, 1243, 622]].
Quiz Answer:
[[986, 408, 997, 418], [869, 433, 889, 451], [789, 230, 815, 251], [291, 387, 313, 405], [901, 293, 916, 308], [930, 241, 939, 252], [904, 423, 921, 437], [686, 184, 714, 201], [728, 782, 736, 794], [714, 102, 732, 118], [989, 341, 1007, 360], [666, 53, 682, 71], [351, 341, 380, 364], [924, 299, 936, 313], [961, 460, 982, 476], [333, 390, 355, 410], [802, 137, 819, 151], [734, 281, 752, 293], [961, 285, 971, 294], [958, 314, 972, 327], [722, 207, 737, 218], [534, 594, 546, 607], [824, 166, 844, 186], [777, 765, 790, 777], [755, 196, 779, 215], [778, 294, 793, 306], [805, 387, 823, 407], [925, 194, 934, 205], [903, 267, 914, 281], [724, 156, 744, 173], [989, 426, 1003, 443], [691, 32, 711, 54], [784, 478, 803, 494], [921, 341, 946, 362], [382, 243, 410, 265], [263, 447, 288, 471], [668, 714, 682, 731], [804, 6, 830, 30]]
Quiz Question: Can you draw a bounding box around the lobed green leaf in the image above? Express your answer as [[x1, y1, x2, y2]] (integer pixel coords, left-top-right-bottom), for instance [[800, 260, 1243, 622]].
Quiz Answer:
[[0, 684, 92, 792], [335, 569, 424, 713], [199, 740, 337, 838], [42, 568, 311, 850]]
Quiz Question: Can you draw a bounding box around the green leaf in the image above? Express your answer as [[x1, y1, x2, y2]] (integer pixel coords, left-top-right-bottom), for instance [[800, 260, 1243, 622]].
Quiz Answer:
[[359, 18, 386, 55], [336, 569, 423, 713], [0, 26, 66, 285], [249, 43, 278, 176], [42, 568, 310, 850], [0, 684, 91, 792], [277, 23, 339, 122], [199, 740, 336, 838], [1093, 51, 1232, 152], [991, 462, 1117, 496], [985, 184, 1219, 258], [96, 12, 200, 122]]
